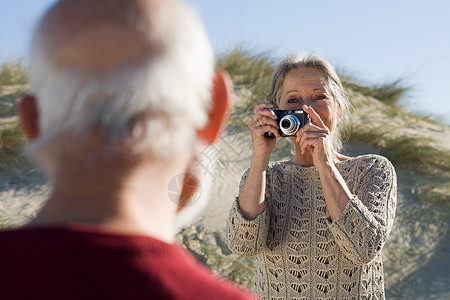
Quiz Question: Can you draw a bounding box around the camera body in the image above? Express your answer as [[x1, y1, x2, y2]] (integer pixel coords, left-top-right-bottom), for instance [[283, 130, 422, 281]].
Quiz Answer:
[[264, 109, 310, 138]]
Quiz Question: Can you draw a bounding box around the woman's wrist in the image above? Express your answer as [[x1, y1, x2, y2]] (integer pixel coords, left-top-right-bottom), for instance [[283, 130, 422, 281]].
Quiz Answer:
[[315, 158, 335, 174], [251, 154, 270, 171], [314, 151, 341, 173]]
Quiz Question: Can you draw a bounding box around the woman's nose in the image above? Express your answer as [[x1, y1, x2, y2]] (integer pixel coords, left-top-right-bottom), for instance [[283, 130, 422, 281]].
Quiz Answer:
[[304, 98, 312, 107]]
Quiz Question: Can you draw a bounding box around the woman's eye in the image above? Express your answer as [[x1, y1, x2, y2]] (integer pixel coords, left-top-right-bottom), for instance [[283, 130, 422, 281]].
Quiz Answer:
[[315, 95, 327, 100], [287, 98, 297, 103]]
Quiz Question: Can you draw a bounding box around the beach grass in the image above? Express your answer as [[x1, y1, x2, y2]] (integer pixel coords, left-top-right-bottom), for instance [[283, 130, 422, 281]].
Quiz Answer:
[[217, 47, 274, 128], [0, 60, 29, 172], [0, 60, 28, 88], [0, 122, 26, 169], [343, 122, 450, 175], [340, 76, 409, 107]]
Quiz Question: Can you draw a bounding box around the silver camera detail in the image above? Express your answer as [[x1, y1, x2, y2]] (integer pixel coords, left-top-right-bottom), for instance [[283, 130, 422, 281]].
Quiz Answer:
[[264, 109, 310, 138], [279, 114, 301, 136]]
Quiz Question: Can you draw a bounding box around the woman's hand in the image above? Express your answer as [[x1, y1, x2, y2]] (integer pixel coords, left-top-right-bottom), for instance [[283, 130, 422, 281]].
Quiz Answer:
[[295, 105, 334, 167], [248, 103, 279, 162], [296, 105, 352, 220]]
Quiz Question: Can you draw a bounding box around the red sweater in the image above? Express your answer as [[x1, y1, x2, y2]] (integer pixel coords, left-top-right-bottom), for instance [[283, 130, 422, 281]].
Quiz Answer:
[[0, 225, 254, 300]]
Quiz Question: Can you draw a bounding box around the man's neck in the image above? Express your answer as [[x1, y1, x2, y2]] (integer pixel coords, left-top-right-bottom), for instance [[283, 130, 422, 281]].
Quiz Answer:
[[28, 164, 181, 243]]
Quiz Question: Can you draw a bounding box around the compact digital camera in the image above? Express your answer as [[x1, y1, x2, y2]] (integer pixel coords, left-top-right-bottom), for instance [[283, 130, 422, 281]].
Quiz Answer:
[[264, 109, 310, 138]]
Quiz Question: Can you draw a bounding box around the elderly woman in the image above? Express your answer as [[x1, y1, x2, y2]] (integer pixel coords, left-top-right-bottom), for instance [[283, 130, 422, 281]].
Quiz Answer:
[[225, 53, 397, 300]]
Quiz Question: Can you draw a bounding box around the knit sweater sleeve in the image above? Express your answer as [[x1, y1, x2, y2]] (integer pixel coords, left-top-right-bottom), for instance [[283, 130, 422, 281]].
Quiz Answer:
[[329, 155, 397, 265], [225, 168, 270, 258]]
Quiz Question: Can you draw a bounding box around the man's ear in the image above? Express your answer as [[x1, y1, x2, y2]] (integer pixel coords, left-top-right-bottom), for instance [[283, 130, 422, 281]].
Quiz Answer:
[[17, 95, 40, 141], [197, 70, 232, 144]]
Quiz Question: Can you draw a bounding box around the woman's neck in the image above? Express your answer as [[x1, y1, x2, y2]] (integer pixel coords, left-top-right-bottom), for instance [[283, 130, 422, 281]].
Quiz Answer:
[[289, 147, 349, 167]]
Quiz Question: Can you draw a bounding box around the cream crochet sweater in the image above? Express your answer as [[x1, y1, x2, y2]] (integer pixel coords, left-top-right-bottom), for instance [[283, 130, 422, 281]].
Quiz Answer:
[[225, 154, 397, 300]]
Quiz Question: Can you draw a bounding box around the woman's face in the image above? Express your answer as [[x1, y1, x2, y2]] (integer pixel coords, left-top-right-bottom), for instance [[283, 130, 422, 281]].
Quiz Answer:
[[278, 67, 340, 133]]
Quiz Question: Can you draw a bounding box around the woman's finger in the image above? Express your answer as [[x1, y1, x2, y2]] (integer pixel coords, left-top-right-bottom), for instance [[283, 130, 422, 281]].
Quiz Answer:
[[257, 116, 278, 128], [298, 131, 328, 154], [251, 124, 280, 137], [250, 116, 277, 130], [254, 108, 277, 121], [302, 105, 326, 129], [254, 102, 275, 114], [295, 122, 329, 143]]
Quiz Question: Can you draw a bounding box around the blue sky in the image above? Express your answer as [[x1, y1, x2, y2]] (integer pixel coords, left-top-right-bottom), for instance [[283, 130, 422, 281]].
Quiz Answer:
[[1, 0, 449, 124]]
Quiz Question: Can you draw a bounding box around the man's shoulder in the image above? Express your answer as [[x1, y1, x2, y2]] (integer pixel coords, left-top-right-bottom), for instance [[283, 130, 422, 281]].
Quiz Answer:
[[0, 226, 254, 299]]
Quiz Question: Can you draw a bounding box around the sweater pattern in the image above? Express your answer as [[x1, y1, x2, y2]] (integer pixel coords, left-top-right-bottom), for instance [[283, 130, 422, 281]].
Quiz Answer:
[[225, 154, 397, 300]]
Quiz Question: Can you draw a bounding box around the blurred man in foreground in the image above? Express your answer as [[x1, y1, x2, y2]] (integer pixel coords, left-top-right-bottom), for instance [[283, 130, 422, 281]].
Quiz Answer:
[[0, 0, 254, 299]]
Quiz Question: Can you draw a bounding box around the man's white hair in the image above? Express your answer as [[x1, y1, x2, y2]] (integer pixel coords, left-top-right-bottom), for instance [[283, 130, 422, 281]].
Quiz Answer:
[[27, 0, 215, 173]]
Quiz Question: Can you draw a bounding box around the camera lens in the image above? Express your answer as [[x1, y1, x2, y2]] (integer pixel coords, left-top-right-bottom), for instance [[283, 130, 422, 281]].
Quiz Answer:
[[279, 115, 300, 136], [281, 119, 291, 128]]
